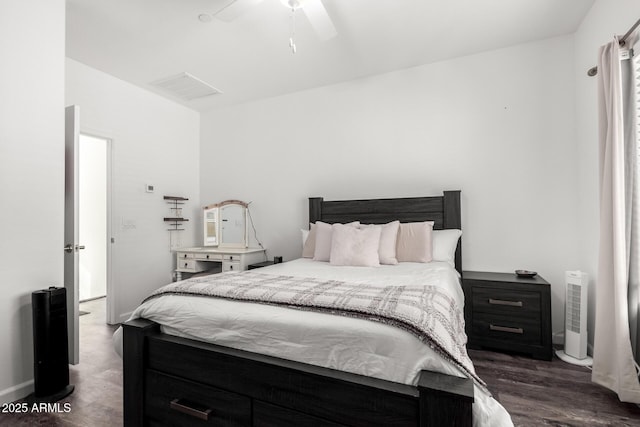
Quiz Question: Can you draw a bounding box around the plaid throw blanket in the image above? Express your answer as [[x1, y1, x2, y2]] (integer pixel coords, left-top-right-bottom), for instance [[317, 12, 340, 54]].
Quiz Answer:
[[144, 271, 486, 389]]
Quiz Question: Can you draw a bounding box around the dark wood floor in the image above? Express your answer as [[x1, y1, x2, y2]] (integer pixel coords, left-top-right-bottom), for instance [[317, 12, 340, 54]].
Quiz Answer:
[[469, 349, 640, 426], [1, 298, 639, 426]]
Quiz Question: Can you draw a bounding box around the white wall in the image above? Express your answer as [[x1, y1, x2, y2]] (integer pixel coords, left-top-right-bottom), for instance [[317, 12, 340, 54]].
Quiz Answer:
[[79, 134, 107, 301], [0, 0, 65, 403], [201, 35, 579, 336], [66, 59, 201, 323], [573, 0, 640, 350]]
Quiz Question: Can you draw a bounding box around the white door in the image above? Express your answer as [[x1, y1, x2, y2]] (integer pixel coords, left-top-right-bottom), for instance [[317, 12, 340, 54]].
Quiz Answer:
[[64, 105, 81, 365]]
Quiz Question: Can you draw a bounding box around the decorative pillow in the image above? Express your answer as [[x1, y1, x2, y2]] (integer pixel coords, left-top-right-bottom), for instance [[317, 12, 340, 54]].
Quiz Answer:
[[330, 224, 382, 267], [359, 221, 400, 265], [301, 224, 316, 258], [396, 221, 435, 263], [313, 221, 359, 262], [432, 229, 462, 265]]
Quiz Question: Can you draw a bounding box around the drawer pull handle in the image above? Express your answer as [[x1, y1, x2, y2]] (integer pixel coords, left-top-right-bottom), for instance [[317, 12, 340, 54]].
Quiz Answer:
[[488, 298, 523, 307], [170, 398, 212, 421], [490, 324, 524, 334]]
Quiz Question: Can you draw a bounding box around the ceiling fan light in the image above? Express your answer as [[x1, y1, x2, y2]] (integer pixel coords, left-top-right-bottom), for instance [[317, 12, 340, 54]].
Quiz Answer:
[[280, 0, 303, 10]]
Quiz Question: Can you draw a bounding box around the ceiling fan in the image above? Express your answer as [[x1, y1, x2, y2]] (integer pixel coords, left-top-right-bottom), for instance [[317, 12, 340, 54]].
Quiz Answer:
[[213, 0, 337, 51]]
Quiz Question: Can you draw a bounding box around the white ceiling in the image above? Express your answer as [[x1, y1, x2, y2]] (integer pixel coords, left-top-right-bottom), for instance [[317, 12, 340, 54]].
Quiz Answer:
[[66, 0, 595, 111]]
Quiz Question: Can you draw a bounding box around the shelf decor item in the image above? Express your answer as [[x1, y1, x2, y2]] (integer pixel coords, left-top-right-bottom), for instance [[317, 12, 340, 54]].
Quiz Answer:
[[515, 269, 537, 278]]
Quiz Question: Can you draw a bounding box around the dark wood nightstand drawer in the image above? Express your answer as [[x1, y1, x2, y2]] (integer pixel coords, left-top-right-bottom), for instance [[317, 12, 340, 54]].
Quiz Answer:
[[472, 313, 541, 346], [471, 287, 541, 318], [145, 369, 251, 426]]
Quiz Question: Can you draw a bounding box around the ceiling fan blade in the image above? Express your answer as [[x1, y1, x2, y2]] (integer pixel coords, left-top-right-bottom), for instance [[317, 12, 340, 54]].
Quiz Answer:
[[214, 0, 264, 22], [302, 0, 337, 41]]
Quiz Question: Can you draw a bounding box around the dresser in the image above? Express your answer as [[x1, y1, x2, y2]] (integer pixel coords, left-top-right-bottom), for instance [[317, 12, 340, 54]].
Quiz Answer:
[[174, 247, 266, 281], [462, 271, 552, 360]]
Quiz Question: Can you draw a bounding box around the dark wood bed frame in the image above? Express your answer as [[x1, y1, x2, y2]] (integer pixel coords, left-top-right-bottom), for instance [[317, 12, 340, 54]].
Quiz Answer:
[[123, 190, 473, 426]]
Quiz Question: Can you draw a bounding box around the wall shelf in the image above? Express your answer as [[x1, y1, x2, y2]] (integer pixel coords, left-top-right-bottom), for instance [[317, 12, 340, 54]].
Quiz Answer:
[[164, 196, 189, 231]]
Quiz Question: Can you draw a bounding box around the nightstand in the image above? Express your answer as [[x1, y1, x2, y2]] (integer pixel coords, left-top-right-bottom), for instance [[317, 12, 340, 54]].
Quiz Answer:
[[249, 256, 282, 270], [248, 261, 275, 270], [462, 271, 552, 360]]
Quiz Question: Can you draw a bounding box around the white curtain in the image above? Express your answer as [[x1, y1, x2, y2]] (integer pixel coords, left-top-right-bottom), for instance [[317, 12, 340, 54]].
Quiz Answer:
[[629, 38, 640, 370], [592, 32, 640, 403]]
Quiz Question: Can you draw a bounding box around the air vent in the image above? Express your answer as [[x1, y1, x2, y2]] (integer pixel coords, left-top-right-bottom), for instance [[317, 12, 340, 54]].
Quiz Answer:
[[566, 283, 582, 334], [150, 72, 222, 101]]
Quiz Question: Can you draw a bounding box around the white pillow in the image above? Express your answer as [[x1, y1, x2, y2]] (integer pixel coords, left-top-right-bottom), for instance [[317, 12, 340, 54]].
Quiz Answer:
[[396, 221, 435, 263], [313, 221, 360, 262], [432, 229, 462, 265], [301, 223, 317, 258], [359, 221, 400, 265], [330, 224, 382, 267]]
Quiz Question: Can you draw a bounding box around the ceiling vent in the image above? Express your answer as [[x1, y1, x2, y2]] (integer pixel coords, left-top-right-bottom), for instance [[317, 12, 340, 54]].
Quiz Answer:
[[150, 72, 222, 101]]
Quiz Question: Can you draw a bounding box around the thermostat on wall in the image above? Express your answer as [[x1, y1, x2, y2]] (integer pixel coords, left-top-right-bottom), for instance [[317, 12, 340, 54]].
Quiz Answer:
[[145, 184, 155, 193]]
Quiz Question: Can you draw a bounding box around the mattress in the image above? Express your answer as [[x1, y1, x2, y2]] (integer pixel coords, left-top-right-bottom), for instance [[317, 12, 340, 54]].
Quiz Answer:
[[114, 258, 512, 426]]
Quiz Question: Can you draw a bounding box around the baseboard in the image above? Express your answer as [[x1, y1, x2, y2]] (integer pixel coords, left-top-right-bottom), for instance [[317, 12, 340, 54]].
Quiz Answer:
[[552, 331, 564, 345], [79, 295, 106, 303], [117, 311, 133, 324], [0, 380, 34, 404], [552, 331, 594, 357]]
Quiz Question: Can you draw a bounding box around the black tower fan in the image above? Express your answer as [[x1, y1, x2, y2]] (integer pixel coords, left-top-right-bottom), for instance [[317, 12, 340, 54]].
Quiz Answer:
[[30, 287, 74, 402]]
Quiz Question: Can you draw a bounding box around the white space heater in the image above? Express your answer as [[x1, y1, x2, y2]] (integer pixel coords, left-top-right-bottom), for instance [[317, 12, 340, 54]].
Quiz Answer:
[[556, 271, 593, 366]]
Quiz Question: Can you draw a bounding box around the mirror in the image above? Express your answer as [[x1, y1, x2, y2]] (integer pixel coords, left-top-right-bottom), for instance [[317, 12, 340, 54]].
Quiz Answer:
[[203, 200, 248, 248], [203, 207, 219, 246]]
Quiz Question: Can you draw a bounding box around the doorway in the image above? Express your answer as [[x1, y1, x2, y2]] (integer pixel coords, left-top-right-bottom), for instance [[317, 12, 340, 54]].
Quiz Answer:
[[78, 134, 110, 314]]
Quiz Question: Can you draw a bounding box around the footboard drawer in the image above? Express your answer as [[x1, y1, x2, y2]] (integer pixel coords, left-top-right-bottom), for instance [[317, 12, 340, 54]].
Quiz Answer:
[[145, 369, 251, 426], [253, 401, 347, 427]]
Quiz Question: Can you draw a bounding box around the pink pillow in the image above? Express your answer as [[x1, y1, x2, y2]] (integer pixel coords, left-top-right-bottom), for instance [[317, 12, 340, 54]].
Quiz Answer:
[[330, 224, 381, 267], [396, 221, 435, 263], [359, 221, 400, 265], [313, 221, 360, 262]]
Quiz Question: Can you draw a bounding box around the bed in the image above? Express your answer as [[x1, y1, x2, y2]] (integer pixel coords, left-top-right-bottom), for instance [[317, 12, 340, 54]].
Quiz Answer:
[[121, 190, 512, 426]]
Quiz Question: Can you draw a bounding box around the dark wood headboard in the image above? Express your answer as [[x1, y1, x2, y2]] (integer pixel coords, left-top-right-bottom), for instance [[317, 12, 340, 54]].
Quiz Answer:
[[309, 190, 462, 275]]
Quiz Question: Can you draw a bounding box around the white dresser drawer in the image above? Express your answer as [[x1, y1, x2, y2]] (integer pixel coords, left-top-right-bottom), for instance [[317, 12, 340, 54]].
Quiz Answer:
[[177, 259, 207, 273], [223, 254, 241, 262], [177, 252, 194, 260], [195, 253, 223, 261], [222, 262, 240, 272]]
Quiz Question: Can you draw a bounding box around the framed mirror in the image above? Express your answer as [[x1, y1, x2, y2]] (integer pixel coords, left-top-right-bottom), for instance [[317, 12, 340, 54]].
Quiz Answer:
[[203, 207, 219, 246], [203, 200, 248, 248]]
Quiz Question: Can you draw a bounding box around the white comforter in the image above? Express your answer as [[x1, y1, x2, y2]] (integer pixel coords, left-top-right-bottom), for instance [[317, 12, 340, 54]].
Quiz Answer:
[[114, 259, 512, 426]]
